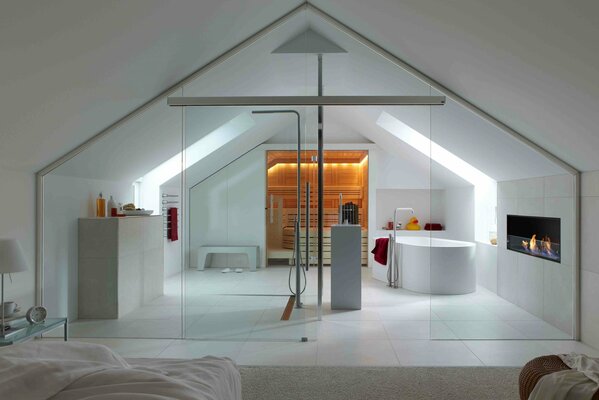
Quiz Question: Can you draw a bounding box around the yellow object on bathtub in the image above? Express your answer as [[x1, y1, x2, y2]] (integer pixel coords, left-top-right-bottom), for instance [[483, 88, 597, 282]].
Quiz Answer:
[[405, 217, 421, 230]]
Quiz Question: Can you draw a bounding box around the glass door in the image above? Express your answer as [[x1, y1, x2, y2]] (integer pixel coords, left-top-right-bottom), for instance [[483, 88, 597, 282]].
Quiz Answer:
[[183, 105, 318, 341]]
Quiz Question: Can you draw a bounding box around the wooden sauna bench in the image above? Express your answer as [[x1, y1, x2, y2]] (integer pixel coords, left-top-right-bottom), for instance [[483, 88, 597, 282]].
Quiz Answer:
[[282, 227, 368, 266]]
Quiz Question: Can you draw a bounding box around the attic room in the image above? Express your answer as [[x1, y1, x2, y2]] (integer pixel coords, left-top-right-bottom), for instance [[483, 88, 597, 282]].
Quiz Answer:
[[1, 1, 598, 399]]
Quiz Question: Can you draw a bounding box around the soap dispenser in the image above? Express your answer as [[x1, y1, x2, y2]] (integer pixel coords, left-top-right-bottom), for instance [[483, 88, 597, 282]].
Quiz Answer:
[[96, 193, 106, 217], [108, 195, 117, 217]]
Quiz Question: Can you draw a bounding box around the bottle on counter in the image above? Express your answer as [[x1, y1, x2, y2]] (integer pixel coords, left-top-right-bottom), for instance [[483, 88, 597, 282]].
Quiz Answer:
[[108, 195, 117, 217], [96, 193, 106, 217]]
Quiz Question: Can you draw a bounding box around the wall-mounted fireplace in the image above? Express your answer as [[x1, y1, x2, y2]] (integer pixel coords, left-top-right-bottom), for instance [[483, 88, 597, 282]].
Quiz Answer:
[[507, 215, 560, 263]]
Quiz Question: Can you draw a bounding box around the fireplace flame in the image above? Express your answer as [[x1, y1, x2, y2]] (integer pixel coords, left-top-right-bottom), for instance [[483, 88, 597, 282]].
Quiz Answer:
[[529, 234, 538, 253], [521, 233, 556, 258]]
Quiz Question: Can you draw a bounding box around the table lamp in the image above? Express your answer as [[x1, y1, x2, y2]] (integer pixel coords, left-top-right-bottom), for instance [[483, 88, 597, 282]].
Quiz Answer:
[[0, 239, 28, 337]]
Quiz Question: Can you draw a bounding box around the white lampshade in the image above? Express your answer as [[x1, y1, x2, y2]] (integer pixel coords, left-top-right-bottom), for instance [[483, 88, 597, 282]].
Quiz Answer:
[[0, 239, 28, 274]]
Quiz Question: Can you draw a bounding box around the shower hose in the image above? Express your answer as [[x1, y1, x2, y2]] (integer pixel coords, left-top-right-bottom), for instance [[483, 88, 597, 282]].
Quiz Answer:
[[289, 239, 307, 296]]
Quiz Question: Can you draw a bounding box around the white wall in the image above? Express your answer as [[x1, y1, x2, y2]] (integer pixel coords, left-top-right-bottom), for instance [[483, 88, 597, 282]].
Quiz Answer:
[[189, 148, 266, 269], [476, 243, 498, 293], [581, 171, 599, 348], [0, 168, 36, 311], [497, 174, 575, 335], [375, 189, 444, 230], [43, 174, 133, 320], [443, 186, 474, 242], [375, 148, 430, 190]]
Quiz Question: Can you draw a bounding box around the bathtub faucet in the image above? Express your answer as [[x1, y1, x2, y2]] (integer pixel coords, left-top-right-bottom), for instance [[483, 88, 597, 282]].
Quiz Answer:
[[393, 208, 414, 232], [389, 208, 414, 288]]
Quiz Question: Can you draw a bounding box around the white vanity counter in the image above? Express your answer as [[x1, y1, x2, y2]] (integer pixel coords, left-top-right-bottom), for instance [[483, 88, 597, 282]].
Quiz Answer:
[[78, 216, 164, 319]]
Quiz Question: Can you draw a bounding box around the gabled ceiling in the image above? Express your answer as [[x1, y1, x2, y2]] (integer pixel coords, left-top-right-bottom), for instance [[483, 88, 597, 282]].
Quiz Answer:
[[309, 0, 599, 172], [2, 0, 597, 175], [0, 0, 303, 171]]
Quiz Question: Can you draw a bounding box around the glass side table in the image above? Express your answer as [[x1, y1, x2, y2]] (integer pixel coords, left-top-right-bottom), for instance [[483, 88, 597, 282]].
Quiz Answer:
[[0, 318, 67, 346]]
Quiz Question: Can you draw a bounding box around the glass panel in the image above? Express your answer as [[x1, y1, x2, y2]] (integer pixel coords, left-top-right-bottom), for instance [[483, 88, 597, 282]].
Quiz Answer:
[[180, 9, 431, 98], [429, 94, 575, 340], [368, 104, 432, 338], [42, 91, 184, 338], [182, 10, 310, 97], [183, 105, 316, 341]]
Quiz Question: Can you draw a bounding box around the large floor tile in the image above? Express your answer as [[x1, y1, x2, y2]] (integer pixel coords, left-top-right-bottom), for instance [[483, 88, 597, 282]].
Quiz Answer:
[[185, 317, 256, 340], [317, 320, 388, 341], [250, 320, 319, 340], [538, 340, 599, 357], [463, 340, 551, 366], [121, 319, 182, 338], [68, 319, 137, 338], [481, 303, 540, 321], [317, 339, 399, 366], [391, 340, 483, 366], [120, 305, 183, 320], [444, 320, 526, 340], [382, 320, 430, 340], [61, 338, 173, 358], [158, 339, 244, 360], [506, 320, 572, 339], [377, 303, 434, 321], [237, 341, 317, 366], [432, 305, 500, 321], [321, 307, 381, 321], [430, 321, 459, 339]]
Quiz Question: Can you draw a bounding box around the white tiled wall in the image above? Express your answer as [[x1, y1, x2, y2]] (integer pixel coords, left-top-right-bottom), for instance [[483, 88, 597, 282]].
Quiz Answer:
[[581, 171, 599, 348], [497, 174, 575, 336]]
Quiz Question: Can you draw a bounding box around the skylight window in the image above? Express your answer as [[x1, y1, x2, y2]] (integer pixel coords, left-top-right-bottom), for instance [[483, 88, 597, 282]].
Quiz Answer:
[[140, 113, 255, 186], [136, 112, 255, 212], [376, 111, 493, 186]]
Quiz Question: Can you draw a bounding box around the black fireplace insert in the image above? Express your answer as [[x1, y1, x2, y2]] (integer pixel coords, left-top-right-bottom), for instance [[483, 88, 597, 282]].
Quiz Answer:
[[507, 215, 560, 263]]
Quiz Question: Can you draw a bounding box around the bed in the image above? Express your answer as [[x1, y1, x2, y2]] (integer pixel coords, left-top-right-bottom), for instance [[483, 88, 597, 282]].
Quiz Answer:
[[520, 354, 599, 399], [0, 341, 241, 400]]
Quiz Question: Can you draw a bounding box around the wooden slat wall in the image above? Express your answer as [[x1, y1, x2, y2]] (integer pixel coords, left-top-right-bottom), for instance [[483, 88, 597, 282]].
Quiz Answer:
[[267, 155, 368, 228], [282, 226, 369, 265], [266, 150, 369, 266]]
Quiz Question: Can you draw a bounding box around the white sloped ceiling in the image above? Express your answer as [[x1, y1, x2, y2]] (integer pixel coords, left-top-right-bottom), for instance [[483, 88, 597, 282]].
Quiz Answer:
[[2, 0, 595, 178], [309, 0, 599, 172]]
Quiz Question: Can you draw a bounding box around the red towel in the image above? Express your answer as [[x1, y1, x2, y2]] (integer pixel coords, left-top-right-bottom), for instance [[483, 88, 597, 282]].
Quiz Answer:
[[168, 207, 178, 241], [371, 237, 389, 265], [425, 223, 443, 231]]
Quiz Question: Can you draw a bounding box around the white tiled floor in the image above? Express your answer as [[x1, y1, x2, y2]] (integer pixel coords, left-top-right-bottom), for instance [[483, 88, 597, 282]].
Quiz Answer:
[[49, 337, 599, 367], [55, 266, 594, 366]]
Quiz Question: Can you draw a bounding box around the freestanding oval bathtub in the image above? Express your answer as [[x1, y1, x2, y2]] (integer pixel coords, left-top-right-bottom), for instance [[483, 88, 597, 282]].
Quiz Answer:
[[372, 236, 476, 295], [397, 236, 476, 295]]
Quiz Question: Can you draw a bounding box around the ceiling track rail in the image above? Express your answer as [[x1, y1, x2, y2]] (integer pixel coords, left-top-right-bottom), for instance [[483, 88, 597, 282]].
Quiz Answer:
[[167, 96, 445, 107]]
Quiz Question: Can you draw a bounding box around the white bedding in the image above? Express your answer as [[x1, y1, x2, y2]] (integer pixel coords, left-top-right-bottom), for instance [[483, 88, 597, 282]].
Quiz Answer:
[[529, 353, 599, 400], [0, 341, 241, 400]]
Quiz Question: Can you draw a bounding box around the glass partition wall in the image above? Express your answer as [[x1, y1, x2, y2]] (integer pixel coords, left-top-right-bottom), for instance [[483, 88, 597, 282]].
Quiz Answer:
[[42, 92, 185, 338], [38, 4, 576, 347], [429, 96, 576, 340], [183, 105, 320, 341]]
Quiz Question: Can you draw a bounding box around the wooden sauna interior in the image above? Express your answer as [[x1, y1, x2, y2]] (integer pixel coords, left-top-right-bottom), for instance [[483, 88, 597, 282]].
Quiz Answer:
[[266, 150, 369, 266]]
